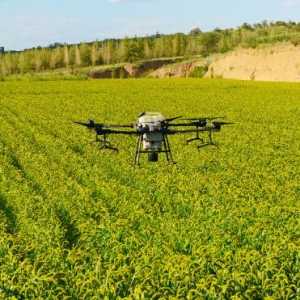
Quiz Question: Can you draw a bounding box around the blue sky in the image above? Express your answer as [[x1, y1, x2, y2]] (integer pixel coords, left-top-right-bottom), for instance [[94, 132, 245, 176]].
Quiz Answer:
[[1, 0, 300, 51]]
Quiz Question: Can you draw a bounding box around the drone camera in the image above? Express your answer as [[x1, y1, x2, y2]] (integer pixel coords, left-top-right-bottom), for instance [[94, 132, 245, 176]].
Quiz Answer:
[[148, 152, 158, 162]]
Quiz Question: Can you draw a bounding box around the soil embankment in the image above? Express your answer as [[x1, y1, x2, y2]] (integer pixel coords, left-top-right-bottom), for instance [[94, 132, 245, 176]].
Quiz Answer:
[[89, 43, 300, 82], [88, 59, 183, 79], [205, 43, 300, 82]]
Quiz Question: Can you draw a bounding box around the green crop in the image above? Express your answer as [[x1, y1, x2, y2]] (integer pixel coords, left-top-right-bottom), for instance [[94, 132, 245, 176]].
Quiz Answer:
[[0, 78, 299, 299]]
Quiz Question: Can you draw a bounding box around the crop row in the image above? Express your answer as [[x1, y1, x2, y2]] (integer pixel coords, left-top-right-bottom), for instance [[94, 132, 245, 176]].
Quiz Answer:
[[0, 78, 299, 298]]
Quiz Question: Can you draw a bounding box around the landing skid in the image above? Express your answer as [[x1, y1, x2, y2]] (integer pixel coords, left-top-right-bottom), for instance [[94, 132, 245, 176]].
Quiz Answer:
[[187, 130, 218, 150], [91, 134, 118, 152]]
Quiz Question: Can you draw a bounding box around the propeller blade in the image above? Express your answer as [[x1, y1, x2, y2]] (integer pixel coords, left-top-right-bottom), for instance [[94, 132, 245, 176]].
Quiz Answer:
[[212, 121, 234, 130], [106, 123, 134, 128], [183, 116, 226, 121], [74, 119, 104, 129], [74, 121, 96, 128], [213, 121, 234, 126], [164, 116, 183, 122]]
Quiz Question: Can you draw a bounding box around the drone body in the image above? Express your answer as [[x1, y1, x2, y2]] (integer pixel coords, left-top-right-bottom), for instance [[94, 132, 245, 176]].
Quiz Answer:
[[137, 112, 165, 151], [134, 112, 177, 164], [74, 112, 233, 165]]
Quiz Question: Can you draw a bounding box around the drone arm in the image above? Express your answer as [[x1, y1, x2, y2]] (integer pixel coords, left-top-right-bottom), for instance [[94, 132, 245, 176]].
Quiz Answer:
[[167, 123, 196, 127], [172, 128, 210, 134], [106, 123, 135, 128], [106, 129, 139, 135]]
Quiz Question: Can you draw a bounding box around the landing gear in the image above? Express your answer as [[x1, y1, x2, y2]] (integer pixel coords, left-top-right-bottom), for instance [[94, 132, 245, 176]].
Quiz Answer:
[[133, 133, 176, 165]]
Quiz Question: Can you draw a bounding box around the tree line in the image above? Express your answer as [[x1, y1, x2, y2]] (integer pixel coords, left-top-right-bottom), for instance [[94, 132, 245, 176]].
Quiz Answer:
[[1, 20, 300, 76]]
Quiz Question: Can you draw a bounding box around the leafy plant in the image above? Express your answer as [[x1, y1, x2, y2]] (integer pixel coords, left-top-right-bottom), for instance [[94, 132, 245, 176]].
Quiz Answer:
[[0, 78, 299, 298]]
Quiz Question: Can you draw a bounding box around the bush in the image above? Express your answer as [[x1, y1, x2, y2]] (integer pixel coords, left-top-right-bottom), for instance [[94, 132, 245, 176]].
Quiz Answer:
[[189, 65, 209, 78], [291, 34, 300, 46]]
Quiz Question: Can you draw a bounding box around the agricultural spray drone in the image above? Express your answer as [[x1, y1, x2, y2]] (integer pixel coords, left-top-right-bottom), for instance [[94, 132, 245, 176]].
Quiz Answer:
[[74, 112, 233, 165]]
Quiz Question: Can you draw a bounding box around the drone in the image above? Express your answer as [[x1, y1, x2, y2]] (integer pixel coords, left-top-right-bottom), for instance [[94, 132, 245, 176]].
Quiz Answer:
[[74, 112, 233, 165]]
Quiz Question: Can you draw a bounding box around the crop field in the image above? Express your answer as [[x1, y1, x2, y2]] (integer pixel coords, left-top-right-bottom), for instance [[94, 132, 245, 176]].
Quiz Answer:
[[0, 78, 299, 299]]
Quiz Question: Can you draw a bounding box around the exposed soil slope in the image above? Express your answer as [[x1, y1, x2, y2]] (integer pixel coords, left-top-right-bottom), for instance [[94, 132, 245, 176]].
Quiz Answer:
[[88, 59, 183, 79], [149, 61, 206, 78], [88, 43, 300, 82], [205, 43, 300, 82]]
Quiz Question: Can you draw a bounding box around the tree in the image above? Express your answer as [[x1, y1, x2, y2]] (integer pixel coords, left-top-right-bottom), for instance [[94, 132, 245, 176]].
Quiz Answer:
[[63, 45, 70, 68], [35, 48, 51, 71], [153, 35, 173, 58], [102, 40, 114, 65], [18, 51, 35, 73], [74, 45, 81, 67], [189, 28, 202, 36], [91, 41, 102, 66], [217, 36, 233, 53], [123, 39, 142, 62], [199, 32, 221, 56], [2, 52, 19, 74], [239, 22, 253, 31], [143, 37, 154, 59], [172, 33, 188, 56], [50, 47, 64, 69], [79, 43, 91, 66]]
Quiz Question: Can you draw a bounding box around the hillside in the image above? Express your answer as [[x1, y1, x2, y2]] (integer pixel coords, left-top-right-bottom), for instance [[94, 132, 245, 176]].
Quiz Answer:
[[149, 42, 300, 82], [204, 43, 300, 82], [88, 42, 300, 82], [2, 20, 300, 81]]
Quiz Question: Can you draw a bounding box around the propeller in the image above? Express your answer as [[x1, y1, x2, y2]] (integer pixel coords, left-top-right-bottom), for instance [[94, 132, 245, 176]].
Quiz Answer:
[[74, 118, 102, 128], [213, 121, 234, 125], [159, 115, 183, 129], [212, 121, 235, 130], [74, 119, 134, 129], [164, 115, 183, 123], [183, 116, 226, 121], [106, 123, 134, 128]]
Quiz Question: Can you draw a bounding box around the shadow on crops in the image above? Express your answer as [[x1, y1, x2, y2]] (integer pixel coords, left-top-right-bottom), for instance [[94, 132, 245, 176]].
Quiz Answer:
[[55, 207, 80, 249], [10, 153, 46, 195], [0, 192, 18, 234]]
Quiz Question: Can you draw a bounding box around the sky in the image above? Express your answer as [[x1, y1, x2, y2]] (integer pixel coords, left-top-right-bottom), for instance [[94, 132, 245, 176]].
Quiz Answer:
[[1, 0, 300, 51]]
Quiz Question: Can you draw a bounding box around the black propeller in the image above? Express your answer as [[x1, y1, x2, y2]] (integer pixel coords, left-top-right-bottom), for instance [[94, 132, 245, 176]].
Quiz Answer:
[[74, 119, 133, 129], [212, 121, 235, 130], [164, 116, 183, 122], [212, 121, 234, 125], [106, 123, 134, 128], [74, 119, 103, 128], [171, 116, 227, 128], [160, 116, 183, 128], [184, 116, 225, 121]]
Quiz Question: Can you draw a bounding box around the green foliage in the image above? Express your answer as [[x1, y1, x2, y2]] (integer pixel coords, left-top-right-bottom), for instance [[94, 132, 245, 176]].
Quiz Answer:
[[0, 79, 299, 298], [1, 20, 300, 77], [188, 65, 209, 78], [199, 32, 222, 56], [3, 73, 88, 81], [254, 34, 291, 45], [123, 41, 143, 63], [290, 34, 300, 46]]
